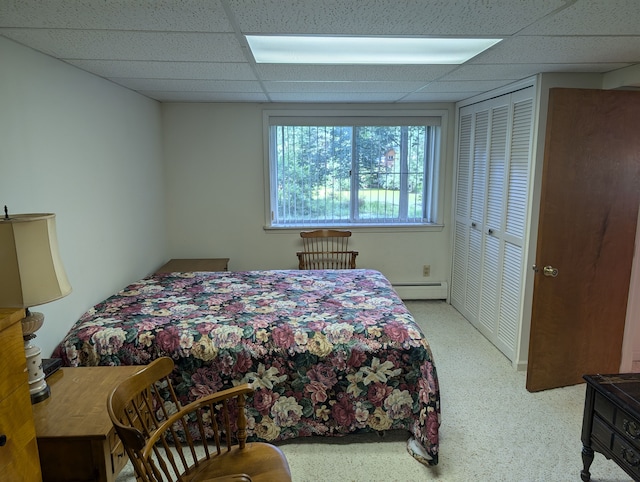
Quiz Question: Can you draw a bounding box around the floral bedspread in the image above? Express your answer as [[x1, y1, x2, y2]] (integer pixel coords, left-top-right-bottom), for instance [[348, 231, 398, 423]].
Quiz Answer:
[[55, 269, 440, 465]]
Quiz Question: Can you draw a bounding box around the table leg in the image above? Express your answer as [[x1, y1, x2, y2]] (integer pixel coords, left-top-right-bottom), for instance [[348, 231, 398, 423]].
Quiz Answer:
[[581, 444, 594, 482]]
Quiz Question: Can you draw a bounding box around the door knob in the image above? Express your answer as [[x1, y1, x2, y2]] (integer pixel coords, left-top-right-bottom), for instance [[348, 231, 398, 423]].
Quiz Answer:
[[543, 265, 559, 277]]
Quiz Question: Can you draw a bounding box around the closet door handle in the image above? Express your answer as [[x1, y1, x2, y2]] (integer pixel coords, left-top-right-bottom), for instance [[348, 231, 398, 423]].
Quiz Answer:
[[471, 222, 477, 228], [487, 228, 494, 235]]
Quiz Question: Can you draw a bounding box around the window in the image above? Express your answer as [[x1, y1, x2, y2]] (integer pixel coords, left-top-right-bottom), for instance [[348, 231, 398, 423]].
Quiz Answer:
[[265, 111, 445, 228]]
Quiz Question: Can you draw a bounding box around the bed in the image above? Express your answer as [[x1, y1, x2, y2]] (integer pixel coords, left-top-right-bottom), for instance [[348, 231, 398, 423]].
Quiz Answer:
[[54, 269, 440, 465]]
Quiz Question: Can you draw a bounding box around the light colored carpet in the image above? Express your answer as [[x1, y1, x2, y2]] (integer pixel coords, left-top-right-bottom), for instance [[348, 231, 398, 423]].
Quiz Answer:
[[116, 300, 631, 481]]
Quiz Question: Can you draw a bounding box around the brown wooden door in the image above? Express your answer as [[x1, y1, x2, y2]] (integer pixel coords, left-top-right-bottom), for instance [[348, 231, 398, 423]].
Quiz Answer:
[[526, 88, 640, 392]]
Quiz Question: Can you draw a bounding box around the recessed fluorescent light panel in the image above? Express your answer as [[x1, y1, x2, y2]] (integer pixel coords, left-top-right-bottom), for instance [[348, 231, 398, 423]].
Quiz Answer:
[[246, 36, 501, 64]]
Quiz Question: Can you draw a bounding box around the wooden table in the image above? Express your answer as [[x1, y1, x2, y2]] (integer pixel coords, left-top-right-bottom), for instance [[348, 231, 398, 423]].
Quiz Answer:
[[155, 258, 229, 273], [581, 373, 640, 481], [33, 366, 141, 482]]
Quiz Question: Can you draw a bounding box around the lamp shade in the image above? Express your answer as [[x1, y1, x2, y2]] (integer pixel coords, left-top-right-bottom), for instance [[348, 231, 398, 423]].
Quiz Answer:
[[0, 213, 71, 308]]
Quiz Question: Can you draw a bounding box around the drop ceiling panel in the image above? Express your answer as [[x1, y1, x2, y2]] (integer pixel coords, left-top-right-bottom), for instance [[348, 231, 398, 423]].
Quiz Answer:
[[66, 60, 257, 81], [255, 64, 457, 82], [228, 0, 567, 35], [418, 80, 511, 93], [0, 29, 244, 62], [447, 63, 632, 81], [403, 92, 484, 102], [268, 92, 409, 103], [518, 0, 640, 35], [114, 78, 264, 92], [263, 81, 429, 93], [0, 0, 233, 32], [2, 0, 640, 103], [475, 36, 640, 64], [140, 91, 269, 102]]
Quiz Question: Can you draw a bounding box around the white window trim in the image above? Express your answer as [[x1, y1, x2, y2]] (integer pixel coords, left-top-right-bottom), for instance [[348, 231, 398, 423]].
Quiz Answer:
[[262, 108, 449, 230]]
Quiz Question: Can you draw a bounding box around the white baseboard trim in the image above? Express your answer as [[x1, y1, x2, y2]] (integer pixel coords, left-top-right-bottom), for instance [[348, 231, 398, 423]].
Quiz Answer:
[[515, 361, 528, 372], [393, 281, 448, 301]]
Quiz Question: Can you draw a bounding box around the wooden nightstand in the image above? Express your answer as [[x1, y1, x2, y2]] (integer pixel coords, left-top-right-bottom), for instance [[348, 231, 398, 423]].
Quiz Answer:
[[33, 366, 141, 482], [155, 258, 229, 273]]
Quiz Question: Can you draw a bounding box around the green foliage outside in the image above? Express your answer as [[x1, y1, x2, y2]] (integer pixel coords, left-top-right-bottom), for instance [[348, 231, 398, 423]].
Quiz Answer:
[[273, 124, 429, 224]]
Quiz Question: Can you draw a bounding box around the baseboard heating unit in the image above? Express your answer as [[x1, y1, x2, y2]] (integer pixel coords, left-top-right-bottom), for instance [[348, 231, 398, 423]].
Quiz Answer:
[[392, 281, 448, 301]]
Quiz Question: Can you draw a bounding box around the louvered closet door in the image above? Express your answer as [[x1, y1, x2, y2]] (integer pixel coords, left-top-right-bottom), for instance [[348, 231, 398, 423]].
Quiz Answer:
[[451, 86, 535, 363], [452, 97, 507, 326], [451, 103, 483, 320], [451, 104, 488, 321], [466, 109, 489, 318], [478, 102, 509, 340], [451, 112, 472, 312], [496, 89, 534, 359]]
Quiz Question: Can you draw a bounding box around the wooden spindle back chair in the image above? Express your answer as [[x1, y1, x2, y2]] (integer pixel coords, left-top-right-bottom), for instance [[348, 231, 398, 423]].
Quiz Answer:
[[107, 357, 291, 482], [297, 229, 358, 270]]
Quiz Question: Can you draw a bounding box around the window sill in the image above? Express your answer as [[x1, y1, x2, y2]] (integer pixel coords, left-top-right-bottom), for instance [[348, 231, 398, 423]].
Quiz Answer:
[[264, 224, 444, 233]]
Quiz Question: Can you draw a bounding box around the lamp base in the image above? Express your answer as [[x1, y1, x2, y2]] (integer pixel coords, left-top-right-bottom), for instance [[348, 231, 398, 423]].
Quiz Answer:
[[22, 311, 51, 404], [30, 384, 51, 404]]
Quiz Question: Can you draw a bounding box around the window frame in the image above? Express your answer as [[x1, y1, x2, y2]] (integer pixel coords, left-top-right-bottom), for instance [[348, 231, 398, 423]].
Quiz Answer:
[[262, 108, 448, 231]]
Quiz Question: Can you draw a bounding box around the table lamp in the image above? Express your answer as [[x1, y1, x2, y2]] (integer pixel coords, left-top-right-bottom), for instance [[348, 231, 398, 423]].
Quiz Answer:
[[0, 207, 72, 403]]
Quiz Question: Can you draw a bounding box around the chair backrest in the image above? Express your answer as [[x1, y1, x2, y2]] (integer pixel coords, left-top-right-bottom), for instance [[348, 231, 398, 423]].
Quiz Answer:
[[107, 357, 254, 482], [297, 229, 358, 269]]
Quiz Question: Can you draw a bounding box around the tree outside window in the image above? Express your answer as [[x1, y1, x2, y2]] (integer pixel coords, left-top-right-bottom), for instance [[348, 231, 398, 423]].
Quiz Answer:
[[266, 113, 443, 228]]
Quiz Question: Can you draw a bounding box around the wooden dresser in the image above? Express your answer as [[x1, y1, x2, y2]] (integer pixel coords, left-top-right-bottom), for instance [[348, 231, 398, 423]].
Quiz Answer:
[[0, 308, 42, 481], [581, 373, 640, 481]]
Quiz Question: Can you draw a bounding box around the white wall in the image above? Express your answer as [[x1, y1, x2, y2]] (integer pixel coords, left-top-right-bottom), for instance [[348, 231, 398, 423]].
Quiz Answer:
[[621, 206, 640, 372], [161, 102, 456, 286], [0, 37, 167, 357]]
